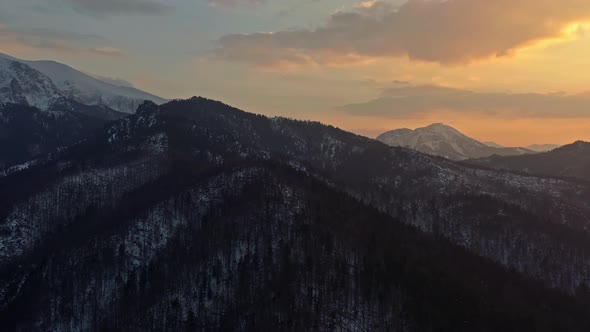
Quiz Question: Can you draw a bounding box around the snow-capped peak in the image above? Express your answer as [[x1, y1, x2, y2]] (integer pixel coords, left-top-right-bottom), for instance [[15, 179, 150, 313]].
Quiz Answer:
[[0, 53, 167, 113], [0, 57, 63, 109], [377, 123, 533, 160], [419, 123, 471, 139]]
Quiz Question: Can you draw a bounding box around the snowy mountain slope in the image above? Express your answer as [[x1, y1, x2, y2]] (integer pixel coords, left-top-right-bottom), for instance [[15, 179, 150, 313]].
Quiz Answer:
[[484, 141, 504, 148], [0, 53, 166, 113], [0, 57, 62, 109], [377, 123, 535, 160]]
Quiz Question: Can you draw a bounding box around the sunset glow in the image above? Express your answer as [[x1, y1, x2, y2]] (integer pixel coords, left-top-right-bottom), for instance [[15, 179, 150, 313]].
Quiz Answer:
[[2, 0, 590, 145]]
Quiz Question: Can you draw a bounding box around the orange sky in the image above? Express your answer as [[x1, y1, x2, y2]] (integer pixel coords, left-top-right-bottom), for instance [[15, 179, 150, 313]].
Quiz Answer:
[[316, 113, 590, 147], [196, 13, 590, 146], [3, 0, 590, 146]]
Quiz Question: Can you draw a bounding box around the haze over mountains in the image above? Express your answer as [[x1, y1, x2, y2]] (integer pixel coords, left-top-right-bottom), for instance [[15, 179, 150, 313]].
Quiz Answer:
[[524, 144, 562, 152], [484, 142, 561, 152], [1, 54, 590, 330], [377, 123, 536, 160]]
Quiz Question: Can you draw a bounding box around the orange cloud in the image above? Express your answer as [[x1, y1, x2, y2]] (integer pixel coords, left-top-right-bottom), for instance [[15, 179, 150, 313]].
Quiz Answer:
[[213, 0, 590, 67], [338, 85, 590, 119], [311, 109, 590, 147]]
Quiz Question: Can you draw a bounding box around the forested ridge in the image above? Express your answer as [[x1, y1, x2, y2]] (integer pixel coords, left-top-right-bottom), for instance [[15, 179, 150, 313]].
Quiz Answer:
[[1, 98, 590, 331], [0, 101, 124, 170]]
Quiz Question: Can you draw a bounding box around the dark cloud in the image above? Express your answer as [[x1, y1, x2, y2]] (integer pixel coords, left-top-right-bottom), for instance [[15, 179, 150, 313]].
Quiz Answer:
[[338, 85, 590, 119], [213, 0, 590, 67], [66, 0, 173, 17]]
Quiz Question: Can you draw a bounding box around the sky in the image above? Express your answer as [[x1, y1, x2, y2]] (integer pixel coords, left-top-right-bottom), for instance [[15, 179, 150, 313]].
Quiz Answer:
[[1, 0, 590, 146]]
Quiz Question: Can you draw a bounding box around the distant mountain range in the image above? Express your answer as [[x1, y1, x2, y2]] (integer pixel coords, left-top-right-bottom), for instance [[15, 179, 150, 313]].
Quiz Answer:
[[484, 141, 561, 152], [467, 141, 590, 181], [0, 53, 166, 113], [525, 143, 562, 152], [377, 123, 535, 160]]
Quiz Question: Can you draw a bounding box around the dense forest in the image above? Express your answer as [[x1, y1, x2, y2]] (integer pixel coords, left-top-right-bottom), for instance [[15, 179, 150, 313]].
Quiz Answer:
[[0, 101, 124, 170], [1, 98, 590, 331], [466, 141, 590, 182], [2, 161, 590, 331]]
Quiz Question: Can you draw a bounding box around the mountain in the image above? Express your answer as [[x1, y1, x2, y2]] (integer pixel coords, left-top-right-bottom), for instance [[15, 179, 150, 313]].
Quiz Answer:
[[0, 100, 125, 170], [0, 56, 62, 109], [484, 141, 504, 148], [2, 98, 590, 330], [377, 123, 535, 160], [0, 53, 166, 113], [526, 144, 561, 152], [486, 142, 560, 152], [467, 141, 590, 181]]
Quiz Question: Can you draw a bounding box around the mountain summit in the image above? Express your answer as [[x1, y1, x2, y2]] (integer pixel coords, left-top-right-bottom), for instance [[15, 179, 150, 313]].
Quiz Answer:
[[0, 56, 62, 109], [0, 53, 166, 113], [377, 123, 534, 160]]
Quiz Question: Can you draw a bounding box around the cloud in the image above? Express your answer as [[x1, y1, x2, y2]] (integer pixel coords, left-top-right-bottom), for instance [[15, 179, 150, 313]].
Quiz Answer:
[[338, 85, 590, 119], [88, 46, 125, 56], [208, 0, 268, 7], [65, 0, 172, 17], [213, 0, 590, 67], [91, 74, 135, 87], [0, 24, 124, 56]]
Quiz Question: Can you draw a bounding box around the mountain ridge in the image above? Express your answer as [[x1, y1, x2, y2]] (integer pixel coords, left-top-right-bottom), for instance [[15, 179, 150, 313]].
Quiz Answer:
[[526, 143, 561, 152], [0, 100, 125, 170], [0, 57, 62, 109], [466, 140, 590, 181], [5, 97, 590, 293], [2, 97, 590, 330], [0, 53, 166, 113]]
